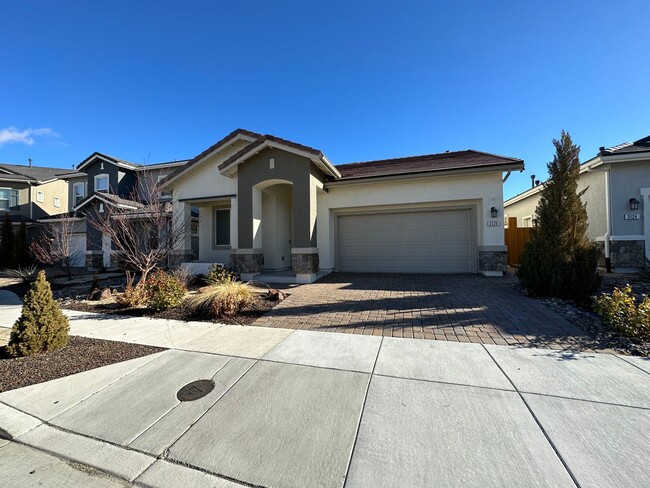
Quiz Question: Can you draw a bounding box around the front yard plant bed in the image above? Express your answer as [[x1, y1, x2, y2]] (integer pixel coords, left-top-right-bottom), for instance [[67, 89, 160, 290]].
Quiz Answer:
[[61, 295, 277, 326], [0, 336, 165, 393], [509, 269, 650, 356]]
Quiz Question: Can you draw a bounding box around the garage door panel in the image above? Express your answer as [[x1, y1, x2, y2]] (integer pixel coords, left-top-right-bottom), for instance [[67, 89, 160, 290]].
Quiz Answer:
[[338, 209, 474, 273]]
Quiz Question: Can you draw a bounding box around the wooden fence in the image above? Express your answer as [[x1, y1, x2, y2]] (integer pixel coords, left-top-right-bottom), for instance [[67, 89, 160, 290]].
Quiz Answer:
[[504, 217, 531, 266]]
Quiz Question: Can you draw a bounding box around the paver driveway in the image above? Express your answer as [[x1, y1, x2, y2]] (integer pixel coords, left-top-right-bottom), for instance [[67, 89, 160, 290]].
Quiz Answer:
[[254, 273, 608, 351]]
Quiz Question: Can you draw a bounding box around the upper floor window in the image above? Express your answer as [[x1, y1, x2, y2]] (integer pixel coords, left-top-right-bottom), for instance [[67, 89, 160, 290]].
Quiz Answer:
[[36, 190, 44, 203], [95, 174, 109, 193], [54, 196, 61, 208], [73, 182, 85, 206], [0, 188, 18, 210]]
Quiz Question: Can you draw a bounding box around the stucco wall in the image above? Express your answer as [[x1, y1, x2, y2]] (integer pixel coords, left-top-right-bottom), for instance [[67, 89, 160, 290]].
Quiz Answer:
[[317, 171, 505, 271], [505, 169, 607, 240], [0, 181, 30, 219], [169, 141, 246, 262], [236, 147, 315, 249], [610, 160, 650, 237], [31, 179, 69, 219], [504, 190, 540, 228]]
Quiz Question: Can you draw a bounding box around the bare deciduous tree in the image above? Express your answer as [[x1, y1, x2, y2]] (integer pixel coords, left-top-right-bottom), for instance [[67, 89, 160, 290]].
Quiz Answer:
[[89, 170, 191, 289], [30, 215, 84, 280]]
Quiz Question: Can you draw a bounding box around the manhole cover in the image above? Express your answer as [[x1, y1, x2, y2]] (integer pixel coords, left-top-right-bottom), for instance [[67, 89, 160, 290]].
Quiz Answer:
[[177, 379, 215, 402]]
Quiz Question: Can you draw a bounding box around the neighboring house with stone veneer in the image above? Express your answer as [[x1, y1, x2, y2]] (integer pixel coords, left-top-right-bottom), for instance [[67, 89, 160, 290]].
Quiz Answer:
[[163, 128, 523, 282], [505, 134, 650, 270], [0, 162, 72, 239], [41, 153, 194, 269]]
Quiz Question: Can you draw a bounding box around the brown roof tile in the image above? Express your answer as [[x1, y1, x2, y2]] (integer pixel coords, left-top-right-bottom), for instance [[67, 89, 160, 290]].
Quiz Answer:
[[335, 150, 523, 180]]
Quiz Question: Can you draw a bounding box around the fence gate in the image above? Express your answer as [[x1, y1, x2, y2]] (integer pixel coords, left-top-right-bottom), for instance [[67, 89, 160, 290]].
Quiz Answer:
[[504, 217, 531, 266]]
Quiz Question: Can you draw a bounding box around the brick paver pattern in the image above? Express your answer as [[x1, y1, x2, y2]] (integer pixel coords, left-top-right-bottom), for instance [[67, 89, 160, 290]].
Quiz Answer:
[[253, 273, 610, 351]]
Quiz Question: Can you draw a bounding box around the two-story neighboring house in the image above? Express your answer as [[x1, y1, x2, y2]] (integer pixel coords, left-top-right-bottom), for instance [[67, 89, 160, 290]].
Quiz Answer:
[[0, 162, 72, 235], [505, 134, 650, 271], [55, 152, 191, 269]]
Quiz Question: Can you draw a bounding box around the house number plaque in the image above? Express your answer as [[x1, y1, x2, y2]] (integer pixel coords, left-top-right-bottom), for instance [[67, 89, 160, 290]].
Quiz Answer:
[[624, 214, 640, 220], [487, 220, 500, 227]]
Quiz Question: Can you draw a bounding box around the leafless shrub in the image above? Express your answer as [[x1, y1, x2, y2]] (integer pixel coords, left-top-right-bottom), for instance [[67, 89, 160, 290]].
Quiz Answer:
[[30, 215, 84, 280]]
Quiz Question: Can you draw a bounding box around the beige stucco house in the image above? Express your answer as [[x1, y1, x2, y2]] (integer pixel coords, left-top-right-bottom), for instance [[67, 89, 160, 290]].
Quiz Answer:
[[504, 135, 650, 270], [164, 129, 524, 282], [0, 163, 71, 227]]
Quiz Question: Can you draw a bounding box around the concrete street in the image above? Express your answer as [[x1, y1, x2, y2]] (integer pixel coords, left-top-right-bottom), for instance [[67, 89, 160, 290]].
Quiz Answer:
[[0, 289, 649, 487]]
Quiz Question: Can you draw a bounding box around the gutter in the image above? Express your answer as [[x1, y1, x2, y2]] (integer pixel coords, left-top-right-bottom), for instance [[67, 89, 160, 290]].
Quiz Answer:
[[326, 163, 524, 188]]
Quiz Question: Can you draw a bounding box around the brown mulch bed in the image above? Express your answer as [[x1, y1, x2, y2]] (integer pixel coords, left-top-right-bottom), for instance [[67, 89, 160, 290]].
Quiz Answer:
[[0, 336, 165, 393], [61, 296, 278, 325]]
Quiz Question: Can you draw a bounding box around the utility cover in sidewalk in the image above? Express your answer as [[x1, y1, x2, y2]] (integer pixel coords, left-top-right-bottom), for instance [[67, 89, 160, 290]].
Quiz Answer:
[[177, 380, 215, 402]]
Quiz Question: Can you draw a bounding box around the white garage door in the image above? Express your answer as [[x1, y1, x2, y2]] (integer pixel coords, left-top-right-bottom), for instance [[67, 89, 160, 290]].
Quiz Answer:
[[68, 234, 86, 267], [338, 209, 475, 273]]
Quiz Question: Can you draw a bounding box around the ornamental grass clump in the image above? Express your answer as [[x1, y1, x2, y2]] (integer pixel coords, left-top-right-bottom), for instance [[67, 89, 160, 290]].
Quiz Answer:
[[595, 285, 650, 341], [7, 270, 69, 357], [186, 279, 254, 318], [145, 269, 187, 311]]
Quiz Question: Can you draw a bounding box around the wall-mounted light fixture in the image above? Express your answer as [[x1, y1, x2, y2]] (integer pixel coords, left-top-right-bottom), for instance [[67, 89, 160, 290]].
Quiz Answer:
[[629, 198, 640, 211], [490, 207, 498, 218]]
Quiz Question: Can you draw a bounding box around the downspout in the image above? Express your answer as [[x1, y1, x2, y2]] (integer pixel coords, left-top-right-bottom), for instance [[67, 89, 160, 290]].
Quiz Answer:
[[604, 168, 612, 272], [29, 183, 33, 220]]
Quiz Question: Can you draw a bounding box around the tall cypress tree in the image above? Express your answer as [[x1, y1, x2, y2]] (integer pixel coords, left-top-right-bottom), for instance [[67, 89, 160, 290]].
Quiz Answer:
[[518, 131, 601, 302], [0, 213, 15, 268]]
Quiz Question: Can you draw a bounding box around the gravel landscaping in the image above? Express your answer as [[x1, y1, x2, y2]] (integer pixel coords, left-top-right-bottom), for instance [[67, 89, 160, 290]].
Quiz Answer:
[[508, 270, 650, 356], [0, 336, 165, 393]]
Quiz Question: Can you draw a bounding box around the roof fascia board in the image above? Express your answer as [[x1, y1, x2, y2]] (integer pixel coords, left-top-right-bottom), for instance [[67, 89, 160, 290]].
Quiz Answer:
[[327, 163, 523, 188], [134, 161, 189, 171], [163, 133, 258, 187], [0, 177, 36, 184], [73, 193, 139, 212], [221, 139, 340, 178], [77, 154, 136, 171]]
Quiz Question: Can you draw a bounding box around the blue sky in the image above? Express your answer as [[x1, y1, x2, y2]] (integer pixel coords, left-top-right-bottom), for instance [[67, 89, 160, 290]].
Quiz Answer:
[[1, 0, 648, 198]]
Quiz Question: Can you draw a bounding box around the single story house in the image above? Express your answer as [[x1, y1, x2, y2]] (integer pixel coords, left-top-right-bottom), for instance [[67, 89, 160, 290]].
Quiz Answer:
[[504, 134, 650, 270], [163, 129, 524, 282]]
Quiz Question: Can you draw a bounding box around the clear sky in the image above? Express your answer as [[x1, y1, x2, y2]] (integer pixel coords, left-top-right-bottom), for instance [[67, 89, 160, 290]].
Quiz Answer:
[[1, 0, 648, 198]]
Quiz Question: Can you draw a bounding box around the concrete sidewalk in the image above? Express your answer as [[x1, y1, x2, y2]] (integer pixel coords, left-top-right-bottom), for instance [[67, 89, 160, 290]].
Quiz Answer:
[[0, 289, 649, 487]]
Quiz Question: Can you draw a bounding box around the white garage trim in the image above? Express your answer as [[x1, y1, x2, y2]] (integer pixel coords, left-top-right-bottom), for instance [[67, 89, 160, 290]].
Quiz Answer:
[[336, 206, 477, 273]]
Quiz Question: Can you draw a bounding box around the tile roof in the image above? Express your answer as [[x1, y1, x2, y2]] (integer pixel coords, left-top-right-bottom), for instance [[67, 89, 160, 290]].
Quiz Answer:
[[335, 150, 524, 180], [0, 163, 70, 183], [600, 135, 650, 155]]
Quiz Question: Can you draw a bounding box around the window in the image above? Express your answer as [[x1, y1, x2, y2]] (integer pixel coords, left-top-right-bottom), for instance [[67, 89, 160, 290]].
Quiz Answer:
[[0, 188, 18, 210], [54, 196, 60, 208], [95, 174, 109, 193], [73, 182, 85, 206], [36, 190, 44, 203], [522, 216, 533, 228], [214, 208, 231, 246]]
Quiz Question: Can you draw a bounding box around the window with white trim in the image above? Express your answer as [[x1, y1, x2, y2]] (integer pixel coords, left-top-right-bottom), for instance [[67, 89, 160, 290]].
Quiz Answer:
[[36, 190, 44, 203], [522, 216, 533, 228], [73, 182, 85, 206], [95, 174, 109, 193], [54, 196, 61, 208], [214, 208, 231, 247], [0, 188, 18, 209]]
